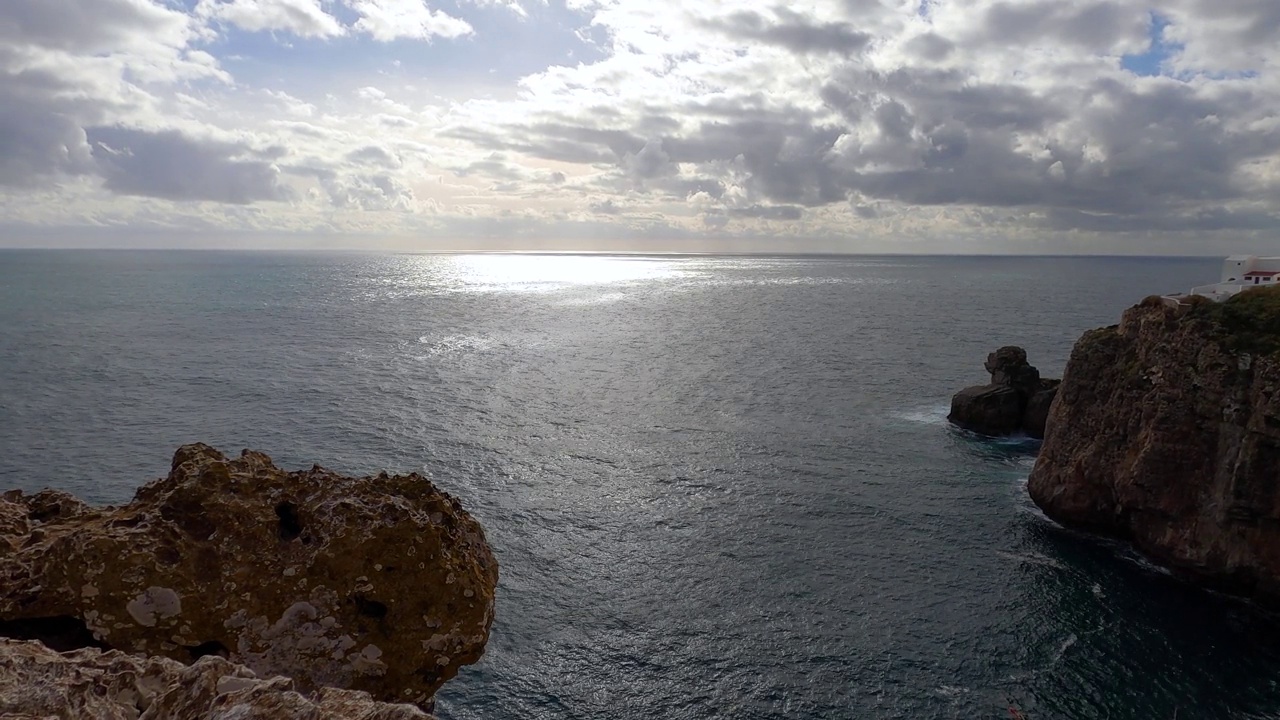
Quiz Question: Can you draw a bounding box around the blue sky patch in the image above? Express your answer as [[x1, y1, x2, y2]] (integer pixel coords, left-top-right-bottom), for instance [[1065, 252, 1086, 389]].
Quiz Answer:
[[197, 0, 604, 97], [1121, 13, 1178, 77]]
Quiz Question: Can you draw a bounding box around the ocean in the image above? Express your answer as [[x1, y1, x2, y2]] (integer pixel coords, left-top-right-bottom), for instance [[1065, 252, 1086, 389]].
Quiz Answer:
[[1, 250, 1277, 719]]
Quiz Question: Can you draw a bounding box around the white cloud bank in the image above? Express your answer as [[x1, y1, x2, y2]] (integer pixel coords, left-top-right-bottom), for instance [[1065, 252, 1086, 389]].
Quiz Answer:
[[0, 0, 1278, 252]]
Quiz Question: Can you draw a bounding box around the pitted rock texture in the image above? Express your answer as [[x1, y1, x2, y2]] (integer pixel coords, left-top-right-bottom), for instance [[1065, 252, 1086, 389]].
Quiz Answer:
[[0, 444, 498, 708], [0, 638, 433, 719], [948, 346, 1061, 439], [1029, 297, 1280, 603]]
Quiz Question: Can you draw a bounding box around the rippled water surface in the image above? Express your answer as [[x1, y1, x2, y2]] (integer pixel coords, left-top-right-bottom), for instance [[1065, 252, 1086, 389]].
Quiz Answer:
[[2, 251, 1278, 719]]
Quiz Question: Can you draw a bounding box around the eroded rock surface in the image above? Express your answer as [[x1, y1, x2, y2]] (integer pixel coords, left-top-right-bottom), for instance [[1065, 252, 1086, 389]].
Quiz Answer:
[[948, 346, 1061, 438], [0, 444, 497, 708], [1029, 295, 1280, 602], [0, 638, 433, 719]]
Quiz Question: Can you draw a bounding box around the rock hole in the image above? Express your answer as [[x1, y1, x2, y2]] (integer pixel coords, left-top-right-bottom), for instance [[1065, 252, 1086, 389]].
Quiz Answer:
[[186, 640, 229, 661], [27, 505, 63, 523], [275, 502, 303, 541], [0, 616, 112, 652], [354, 595, 388, 619]]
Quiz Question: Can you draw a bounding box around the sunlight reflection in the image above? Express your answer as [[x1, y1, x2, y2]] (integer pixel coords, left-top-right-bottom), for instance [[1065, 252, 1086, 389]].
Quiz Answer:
[[442, 254, 688, 293]]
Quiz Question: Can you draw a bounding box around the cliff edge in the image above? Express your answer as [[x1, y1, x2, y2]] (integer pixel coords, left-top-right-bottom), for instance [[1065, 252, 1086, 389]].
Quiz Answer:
[[1028, 289, 1280, 602]]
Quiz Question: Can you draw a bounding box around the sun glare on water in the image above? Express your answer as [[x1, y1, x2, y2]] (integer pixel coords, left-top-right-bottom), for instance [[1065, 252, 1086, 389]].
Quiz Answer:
[[442, 254, 688, 293]]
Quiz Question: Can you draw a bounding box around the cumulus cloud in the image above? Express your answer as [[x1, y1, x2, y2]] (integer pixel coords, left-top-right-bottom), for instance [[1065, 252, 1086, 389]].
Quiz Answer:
[[440, 0, 1280, 237], [346, 0, 473, 41], [197, 0, 345, 38]]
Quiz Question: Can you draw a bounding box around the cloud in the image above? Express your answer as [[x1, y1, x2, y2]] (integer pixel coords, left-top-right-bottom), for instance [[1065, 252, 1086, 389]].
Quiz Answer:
[[436, 0, 1280, 239], [346, 0, 473, 41], [1, 0, 1279, 249], [589, 198, 622, 214], [729, 204, 803, 220], [702, 8, 873, 56], [197, 0, 345, 38], [0, 107, 96, 187], [89, 127, 293, 204], [902, 32, 954, 62], [319, 172, 416, 210], [347, 145, 402, 168], [959, 1, 1150, 54], [0, 0, 192, 53]]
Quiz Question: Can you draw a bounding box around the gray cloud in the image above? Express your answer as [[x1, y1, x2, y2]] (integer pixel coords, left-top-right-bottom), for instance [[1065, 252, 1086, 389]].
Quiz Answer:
[[970, 1, 1149, 53], [346, 145, 402, 168], [704, 8, 873, 55], [621, 139, 672, 181], [0, 64, 99, 185], [284, 161, 414, 211], [589, 199, 623, 214], [903, 32, 954, 62], [452, 50, 1280, 232], [0, 0, 188, 53], [89, 127, 292, 204], [453, 154, 524, 180], [321, 173, 415, 211], [1039, 207, 1280, 233], [729, 204, 804, 220]]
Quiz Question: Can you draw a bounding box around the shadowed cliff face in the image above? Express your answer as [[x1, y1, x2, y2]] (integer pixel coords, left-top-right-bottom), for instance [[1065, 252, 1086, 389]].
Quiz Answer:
[[1029, 294, 1280, 603]]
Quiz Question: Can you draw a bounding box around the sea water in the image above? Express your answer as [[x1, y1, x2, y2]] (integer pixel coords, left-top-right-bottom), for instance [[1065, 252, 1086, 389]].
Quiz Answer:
[[1, 251, 1277, 719]]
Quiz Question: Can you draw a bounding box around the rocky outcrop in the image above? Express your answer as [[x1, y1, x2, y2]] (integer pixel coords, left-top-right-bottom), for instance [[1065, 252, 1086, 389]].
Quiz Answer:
[[0, 638, 433, 719], [1029, 294, 1280, 603], [948, 346, 1061, 438], [0, 444, 498, 709]]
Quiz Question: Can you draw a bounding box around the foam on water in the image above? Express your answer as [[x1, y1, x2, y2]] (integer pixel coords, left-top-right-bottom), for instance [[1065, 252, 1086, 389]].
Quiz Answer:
[[893, 403, 951, 425]]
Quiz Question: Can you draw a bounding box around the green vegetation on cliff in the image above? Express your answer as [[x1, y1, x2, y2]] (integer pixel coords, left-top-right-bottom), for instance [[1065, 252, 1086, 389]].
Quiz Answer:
[[1189, 286, 1280, 356]]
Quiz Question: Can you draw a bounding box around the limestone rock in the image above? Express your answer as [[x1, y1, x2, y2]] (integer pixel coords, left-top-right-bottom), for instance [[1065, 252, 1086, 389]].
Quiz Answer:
[[948, 385, 1025, 436], [1022, 381, 1062, 440], [949, 346, 1060, 439], [0, 638, 433, 719], [1029, 294, 1280, 603], [984, 346, 1041, 395], [0, 444, 498, 708]]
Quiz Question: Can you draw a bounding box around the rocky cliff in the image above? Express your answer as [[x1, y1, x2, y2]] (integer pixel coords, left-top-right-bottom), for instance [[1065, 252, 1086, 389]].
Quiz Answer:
[[1029, 291, 1280, 602], [0, 638, 434, 719], [0, 444, 498, 709]]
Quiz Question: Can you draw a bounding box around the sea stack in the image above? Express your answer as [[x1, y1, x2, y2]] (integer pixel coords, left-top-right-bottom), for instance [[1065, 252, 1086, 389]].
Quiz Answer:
[[948, 346, 1061, 439], [0, 444, 498, 710], [1029, 290, 1280, 603]]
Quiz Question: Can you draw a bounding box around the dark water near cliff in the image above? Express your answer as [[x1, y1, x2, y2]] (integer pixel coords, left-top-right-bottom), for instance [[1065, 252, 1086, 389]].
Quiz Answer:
[[2, 250, 1278, 719]]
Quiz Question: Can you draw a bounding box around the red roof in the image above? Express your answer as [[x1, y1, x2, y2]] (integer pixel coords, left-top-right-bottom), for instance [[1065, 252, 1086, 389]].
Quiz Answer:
[[1244, 271, 1280, 277]]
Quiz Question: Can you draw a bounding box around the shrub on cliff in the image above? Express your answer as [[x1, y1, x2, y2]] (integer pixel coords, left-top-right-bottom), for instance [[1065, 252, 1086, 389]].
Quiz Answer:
[[1190, 286, 1280, 356]]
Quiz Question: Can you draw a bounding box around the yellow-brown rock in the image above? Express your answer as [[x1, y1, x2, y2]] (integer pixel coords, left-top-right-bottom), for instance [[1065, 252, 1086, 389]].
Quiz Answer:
[[0, 444, 497, 709], [0, 638, 434, 719]]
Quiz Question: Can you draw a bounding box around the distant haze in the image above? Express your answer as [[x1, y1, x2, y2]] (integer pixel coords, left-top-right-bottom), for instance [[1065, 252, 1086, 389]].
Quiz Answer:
[[1, 0, 1278, 254]]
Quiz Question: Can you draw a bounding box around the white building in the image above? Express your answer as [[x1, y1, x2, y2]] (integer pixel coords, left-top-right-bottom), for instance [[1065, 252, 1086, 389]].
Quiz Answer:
[[1188, 255, 1280, 301]]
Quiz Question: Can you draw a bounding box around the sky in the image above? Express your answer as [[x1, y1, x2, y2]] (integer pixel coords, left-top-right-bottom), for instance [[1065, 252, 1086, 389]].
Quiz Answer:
[[0, 0, 1278, 253]]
